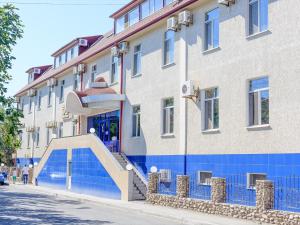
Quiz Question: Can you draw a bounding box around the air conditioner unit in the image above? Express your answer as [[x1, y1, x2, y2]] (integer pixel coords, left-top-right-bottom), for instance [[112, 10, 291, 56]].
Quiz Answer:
[[73, 66, 78, 75], [111, 46, 119, 57], [26, 126, 35, 133], [33, 68, 41, 74], [78, 64, 86, 73], [218, 0, 235, 6], [178, 10, 193, 26], [78, 38, 88, 47], [46, 121, 57, 128], [167, 16, 178, 31], [159, 169, 171, 183], [27, 89, 36, 97], [118, 41, 129, 54], [47, 78, 58, 87], [181, 80, 199, 98]]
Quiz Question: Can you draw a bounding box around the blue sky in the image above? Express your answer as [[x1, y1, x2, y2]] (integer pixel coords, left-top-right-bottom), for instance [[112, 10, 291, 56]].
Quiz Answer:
[[4, 0, 130, 97]]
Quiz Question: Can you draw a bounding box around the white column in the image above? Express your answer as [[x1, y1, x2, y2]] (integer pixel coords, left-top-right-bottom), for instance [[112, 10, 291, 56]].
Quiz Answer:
[[179, 26, 188, 156]]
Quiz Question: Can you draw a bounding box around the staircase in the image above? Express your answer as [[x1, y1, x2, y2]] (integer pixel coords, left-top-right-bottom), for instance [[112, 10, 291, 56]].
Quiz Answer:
[[113, 153, 147, 200]]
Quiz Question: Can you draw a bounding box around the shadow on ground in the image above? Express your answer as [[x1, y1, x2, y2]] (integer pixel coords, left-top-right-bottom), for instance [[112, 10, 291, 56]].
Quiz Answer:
[[0, 186, 112, 225]]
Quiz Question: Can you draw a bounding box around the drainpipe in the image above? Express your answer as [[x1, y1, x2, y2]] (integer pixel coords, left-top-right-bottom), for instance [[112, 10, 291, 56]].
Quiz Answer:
[[119, 53, 124, 153], [179, 26, 188, 175]]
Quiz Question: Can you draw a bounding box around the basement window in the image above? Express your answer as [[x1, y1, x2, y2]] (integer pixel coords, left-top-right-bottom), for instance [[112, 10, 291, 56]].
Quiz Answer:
[[159, 169, 171, 183], [247, 173, 266, 190], [197, 171, 212, 186]]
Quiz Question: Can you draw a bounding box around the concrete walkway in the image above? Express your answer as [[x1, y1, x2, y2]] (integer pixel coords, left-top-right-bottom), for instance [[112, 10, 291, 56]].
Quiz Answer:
[[4, 184, 268, 225]]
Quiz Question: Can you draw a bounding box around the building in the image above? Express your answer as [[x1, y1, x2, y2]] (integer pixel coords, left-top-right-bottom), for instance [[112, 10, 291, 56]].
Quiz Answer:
[[15, 0, 300, 210]]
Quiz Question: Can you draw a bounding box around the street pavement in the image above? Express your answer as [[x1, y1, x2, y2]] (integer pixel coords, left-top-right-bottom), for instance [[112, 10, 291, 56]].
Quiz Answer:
[[0, 184, 265, 225]]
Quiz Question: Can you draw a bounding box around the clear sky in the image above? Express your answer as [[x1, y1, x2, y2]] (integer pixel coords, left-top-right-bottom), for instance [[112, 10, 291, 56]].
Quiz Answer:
[[3, 0, 130, 97]]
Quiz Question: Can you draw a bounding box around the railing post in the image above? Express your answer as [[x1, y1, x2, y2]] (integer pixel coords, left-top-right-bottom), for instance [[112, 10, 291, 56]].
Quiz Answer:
[[176, 175, 189, 198], [256, 180, 274, 211], [148, 172, 159, 194], [211, 177, 226, 203]]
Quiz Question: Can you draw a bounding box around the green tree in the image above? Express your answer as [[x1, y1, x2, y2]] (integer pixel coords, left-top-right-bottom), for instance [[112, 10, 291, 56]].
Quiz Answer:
[[0, 4, 23, 165]]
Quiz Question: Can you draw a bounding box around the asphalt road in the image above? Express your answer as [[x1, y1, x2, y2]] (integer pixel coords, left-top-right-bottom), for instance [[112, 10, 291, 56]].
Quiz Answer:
[[0, 185, 185, 225]]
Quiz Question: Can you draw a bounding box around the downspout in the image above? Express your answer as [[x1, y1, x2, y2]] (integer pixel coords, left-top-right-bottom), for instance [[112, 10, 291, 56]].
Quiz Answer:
[[119, 53, 124, 153]]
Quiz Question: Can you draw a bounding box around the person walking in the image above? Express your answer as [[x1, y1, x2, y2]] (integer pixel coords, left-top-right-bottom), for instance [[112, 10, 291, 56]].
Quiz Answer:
[[22, 165, 29, 184], [12, 168, 17, 184]]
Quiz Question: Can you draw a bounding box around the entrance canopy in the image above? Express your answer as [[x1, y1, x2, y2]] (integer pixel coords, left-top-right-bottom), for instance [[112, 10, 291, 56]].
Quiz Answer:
[[66, 78, 125, 115]]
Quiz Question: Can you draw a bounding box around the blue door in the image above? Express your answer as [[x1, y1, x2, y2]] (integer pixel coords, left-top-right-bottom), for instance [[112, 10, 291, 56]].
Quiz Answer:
[[87, 111, 120, 152]]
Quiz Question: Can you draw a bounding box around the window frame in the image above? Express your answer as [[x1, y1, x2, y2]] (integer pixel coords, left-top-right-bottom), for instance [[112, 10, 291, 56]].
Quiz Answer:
[[249, 0, 269, 36], [47, 87, 52, 107], [197, 171, 213, 186], [202, 87, 219, 131], [111, 55, 119, 84], [132, 44, 142, 77], [35, 127, 40, 147], [27, 133, 30, 149], [46, 128, 50, 146], [162, 97, 174, 135], [204, 8, 220, 51], [28, 97, 32, 114], [247, 173, 267, 190], [91, 64, 97, 83], [58, 122, 63, 138], [248, 77, 269, 127], [163, 30, 175, 66], [132, 105, 141, 137], [37, 90, 42, 110]]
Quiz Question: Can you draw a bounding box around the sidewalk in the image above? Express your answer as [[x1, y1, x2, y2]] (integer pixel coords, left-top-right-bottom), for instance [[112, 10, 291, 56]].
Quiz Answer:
[[13, 184, 267, 225]]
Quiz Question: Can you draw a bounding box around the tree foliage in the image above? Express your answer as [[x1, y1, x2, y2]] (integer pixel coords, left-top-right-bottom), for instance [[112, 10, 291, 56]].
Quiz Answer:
[[0, 4, 23, 165]]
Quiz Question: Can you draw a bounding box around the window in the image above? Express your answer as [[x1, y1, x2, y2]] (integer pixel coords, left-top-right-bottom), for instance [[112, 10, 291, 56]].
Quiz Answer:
[[20, 99, 24, 111], [165, 0, 174, 5], [133, 44, 142, 76], [59, 55, 62, 66], [91, 64, 97, 83], [72, 123, 77, 136], [204, 88, 219, 130], [37, 91, 42, 110], [59, 80, 65, 103], [46, 128, 50, 145], [163, 30, 175, 65], [205, 8, 219, 51], [58, 122, 63, 138], [28, 97, 32, 113], [28, 74, 33, 84], [154, 0, 163, 11], [35, 127, 40, 147], [248, 77, 269, 126], [111, 56, 119, 84], [116, 15, 129, 33], [73, 75, 79, 91], [197, 171, 212, 185], [132, 105, 141, 137], [128, 7, 139, 26], [159, 169, 171, 183], [27, 133, 30, 149], [141, 0, 150, 19], [162, 98, 174, 135], [47, 87, 52, 106], [249, 0, 268, 35], [64, 52, 68, 63], [247, 173, 266, 189]]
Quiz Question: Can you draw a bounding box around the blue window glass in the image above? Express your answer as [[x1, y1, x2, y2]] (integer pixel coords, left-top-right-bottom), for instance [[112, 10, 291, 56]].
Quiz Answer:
[[165, 0, 173, 5], [164, 30, 175, 65], [249, 0, 268, 35], [141, 0, 150, 19], [129, 7, 139, 26], [249, 77, 269, 92], [155, 0, 163, 11], [205, 8, 219, 50]]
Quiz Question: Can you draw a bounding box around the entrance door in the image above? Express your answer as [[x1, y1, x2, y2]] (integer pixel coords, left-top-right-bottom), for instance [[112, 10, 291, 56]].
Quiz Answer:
[[87, 111, 120, 152]]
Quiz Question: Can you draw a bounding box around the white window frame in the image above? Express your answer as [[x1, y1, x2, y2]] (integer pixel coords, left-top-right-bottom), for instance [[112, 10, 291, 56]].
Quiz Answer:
[[197, 171, 213, 186], [91, 64, 97, 83], [247, 173, 267, 190], [59, 80, 65, 103], [132, 44, 142, 77], [132, 105, 141, 137], [159, 169, 171, 183], [28, 97, 32, 114], [202, 88, 219, 131], [35, 127, 40, 147], [73, 74, 78, 91], [27, 133, 30, 149], [248, 77, 269, 127], [162, 98, 174, 135], [37, 91, 42, 110], [47, 87, 52, 107], [249, 0, 268, 36], [163, 30, 175, 66], [111, 56, 119, 84], [46, 128, 50, 146], [58, 122, 63, 138], [204, 8, 219, 51]]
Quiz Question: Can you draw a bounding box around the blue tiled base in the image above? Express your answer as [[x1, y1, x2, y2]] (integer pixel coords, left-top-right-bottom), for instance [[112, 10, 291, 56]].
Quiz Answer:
[[71, 148, 121, 200], [37, 149, 67, 189], [128, 153, 300, 212]]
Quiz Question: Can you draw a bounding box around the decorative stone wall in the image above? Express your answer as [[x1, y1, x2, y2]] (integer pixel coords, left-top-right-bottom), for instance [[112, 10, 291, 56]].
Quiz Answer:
[[176, 175, 189, 198], [147, 173, 300, 225], [211, 177, 226, 203], [147, 172, 159, 194], [256, 180, 274, 211]]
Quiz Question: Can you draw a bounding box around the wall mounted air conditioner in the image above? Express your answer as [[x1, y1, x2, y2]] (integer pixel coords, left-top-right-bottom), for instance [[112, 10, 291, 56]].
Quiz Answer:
[[47, 78, 58, 87], [33, 68, 41, 74], [78, 39, 88, 47], [218, 0, 235, 6], [159, 169, 171, 183], [46, 121, 57, 128], [118, 41, 129, 54], [178, 10, 193, 26], [181, 80, 199, 98], [78, 64, 86, 73], [27, 89, 36, 97], [167, 16, 178, 31], [26, 126, 35, 133], [73, 66, 78, 75], [111, 46, 119, 57]]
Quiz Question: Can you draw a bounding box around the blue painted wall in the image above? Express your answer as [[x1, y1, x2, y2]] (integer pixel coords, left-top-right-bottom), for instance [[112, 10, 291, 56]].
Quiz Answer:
[[128, 153, 300, 212], [37, 149, 67, 189], [71, 148, 121, 199]]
